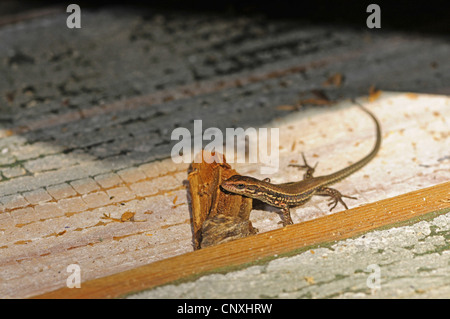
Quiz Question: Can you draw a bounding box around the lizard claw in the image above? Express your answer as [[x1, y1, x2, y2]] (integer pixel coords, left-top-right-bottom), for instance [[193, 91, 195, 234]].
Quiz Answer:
[[317, 187, 357, 211], [328, 194, 357, 211]]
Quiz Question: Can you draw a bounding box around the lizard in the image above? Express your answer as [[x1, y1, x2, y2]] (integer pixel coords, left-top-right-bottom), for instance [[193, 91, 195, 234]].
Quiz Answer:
[[220, 100, 381, 226]]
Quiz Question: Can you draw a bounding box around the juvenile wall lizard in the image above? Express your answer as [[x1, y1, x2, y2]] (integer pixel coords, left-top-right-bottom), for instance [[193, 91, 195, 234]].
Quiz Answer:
[[221, 101, 381, 226]]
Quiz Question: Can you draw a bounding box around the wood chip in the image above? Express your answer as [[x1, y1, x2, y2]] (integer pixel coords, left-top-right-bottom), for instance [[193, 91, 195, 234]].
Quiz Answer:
[[368, 85, 382, 102], [322, 72, 343, 87]]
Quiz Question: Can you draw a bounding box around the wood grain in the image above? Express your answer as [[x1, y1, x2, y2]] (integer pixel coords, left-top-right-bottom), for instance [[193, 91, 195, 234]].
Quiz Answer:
[[33, 181, 450, 299]]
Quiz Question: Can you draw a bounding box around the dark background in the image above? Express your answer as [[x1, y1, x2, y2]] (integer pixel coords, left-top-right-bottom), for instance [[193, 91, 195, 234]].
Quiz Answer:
[[1, 0, 449, 34], [0, 0, 448, 169]]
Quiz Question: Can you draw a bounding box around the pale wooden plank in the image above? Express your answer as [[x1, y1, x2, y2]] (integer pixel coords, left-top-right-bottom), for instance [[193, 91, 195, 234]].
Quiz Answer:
[[33, 181, 450, 298]]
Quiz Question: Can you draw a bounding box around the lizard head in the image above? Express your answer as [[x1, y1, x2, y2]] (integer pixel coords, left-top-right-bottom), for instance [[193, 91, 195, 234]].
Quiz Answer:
[[221, 175, 266, 198]]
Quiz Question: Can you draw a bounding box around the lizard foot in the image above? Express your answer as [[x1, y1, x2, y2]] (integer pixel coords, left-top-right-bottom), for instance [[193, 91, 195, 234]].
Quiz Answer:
[[316, 187, 357, 211]]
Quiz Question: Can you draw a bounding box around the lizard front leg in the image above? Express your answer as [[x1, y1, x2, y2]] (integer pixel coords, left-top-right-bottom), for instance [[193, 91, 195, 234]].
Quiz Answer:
[[315, 187, 357, 211], [280, 205, 293, 226]]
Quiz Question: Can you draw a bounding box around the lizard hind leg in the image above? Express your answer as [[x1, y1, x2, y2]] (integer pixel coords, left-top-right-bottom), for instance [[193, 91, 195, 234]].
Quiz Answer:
[[316, 187, 357, 211], [288, 153, 318, 180]]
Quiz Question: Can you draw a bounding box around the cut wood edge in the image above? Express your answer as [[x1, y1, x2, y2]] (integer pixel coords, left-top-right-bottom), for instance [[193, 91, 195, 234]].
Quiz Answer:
[[33, 181, 450, 299]]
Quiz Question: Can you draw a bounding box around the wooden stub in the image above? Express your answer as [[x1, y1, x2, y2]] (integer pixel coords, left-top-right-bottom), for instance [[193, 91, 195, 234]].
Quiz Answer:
[[188, 151, 255, 250], [33, 181, 450, 299]]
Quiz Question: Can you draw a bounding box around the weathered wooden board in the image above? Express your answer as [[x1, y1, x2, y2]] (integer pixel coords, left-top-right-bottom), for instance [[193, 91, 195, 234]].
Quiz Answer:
[[34, 180, 450, 298]]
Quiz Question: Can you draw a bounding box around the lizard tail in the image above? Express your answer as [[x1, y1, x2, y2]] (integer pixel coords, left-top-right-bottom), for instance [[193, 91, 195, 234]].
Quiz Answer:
[[320, 99, 382, 186]]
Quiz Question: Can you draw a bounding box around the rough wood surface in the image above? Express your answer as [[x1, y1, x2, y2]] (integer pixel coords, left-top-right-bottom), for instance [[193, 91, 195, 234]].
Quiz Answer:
[[0, 5, 449, 298], [1, 92, 448, 298], [34, 181, 450, 299]]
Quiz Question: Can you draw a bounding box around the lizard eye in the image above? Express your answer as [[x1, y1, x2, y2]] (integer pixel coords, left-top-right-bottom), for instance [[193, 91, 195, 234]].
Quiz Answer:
[[235, 184, 245, 189]]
